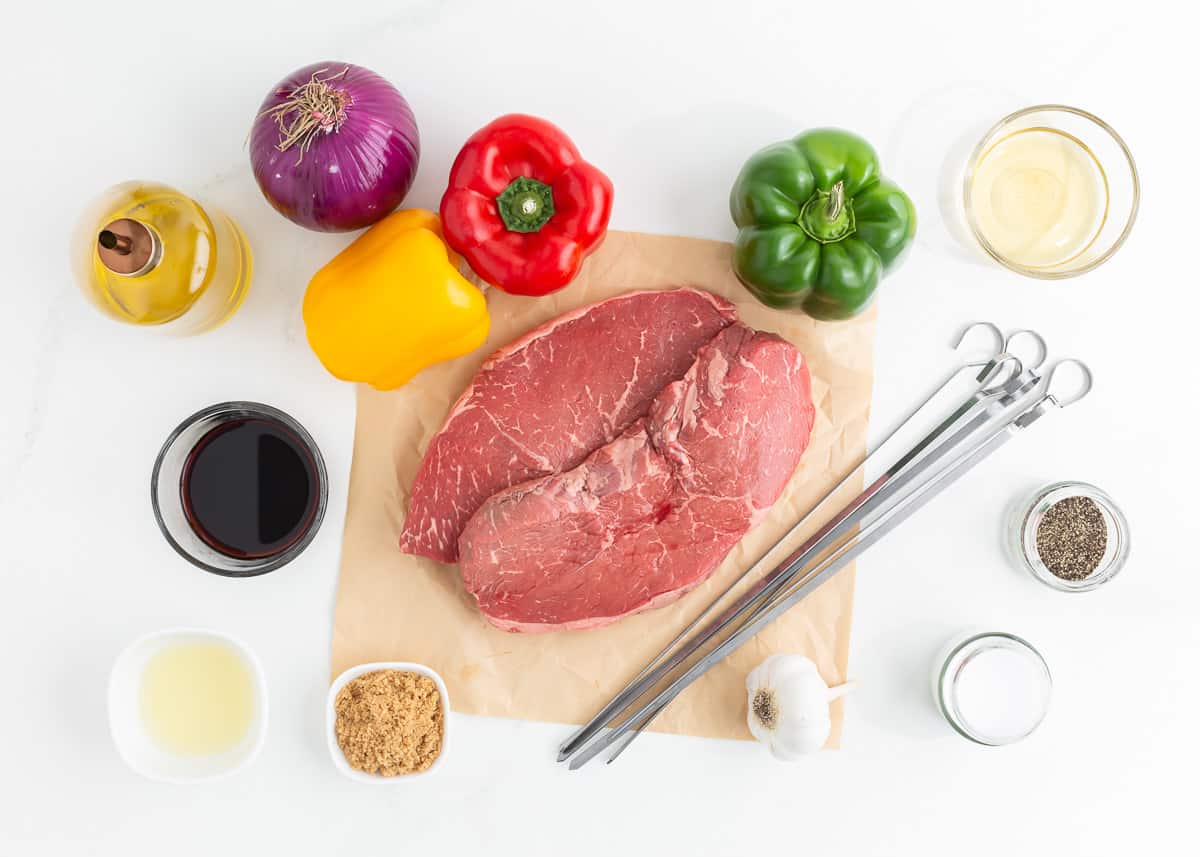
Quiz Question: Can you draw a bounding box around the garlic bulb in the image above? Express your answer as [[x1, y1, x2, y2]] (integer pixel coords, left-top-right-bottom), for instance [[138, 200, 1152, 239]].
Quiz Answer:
[[745, 654, 854, 760]]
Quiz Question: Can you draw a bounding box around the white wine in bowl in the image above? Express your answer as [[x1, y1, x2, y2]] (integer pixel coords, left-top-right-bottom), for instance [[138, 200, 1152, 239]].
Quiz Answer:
[[962, 105, 1138, 278], [968, 127, 1106, 269]]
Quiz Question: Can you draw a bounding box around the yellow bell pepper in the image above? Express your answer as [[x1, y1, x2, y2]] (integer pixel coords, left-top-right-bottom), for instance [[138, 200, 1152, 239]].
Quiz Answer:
[[303, 209, 490, 391]]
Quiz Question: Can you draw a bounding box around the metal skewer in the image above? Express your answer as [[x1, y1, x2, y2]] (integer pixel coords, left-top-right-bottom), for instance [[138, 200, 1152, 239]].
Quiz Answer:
[[604, 361, 1050, 762], [598, 335, 1056, 763], [576, 370, 1040, 765], [565, 360, 1090, 769], [558, 353, 1034, 764], [556, 323, 1025, 761], [570, 328, 1052, 762]]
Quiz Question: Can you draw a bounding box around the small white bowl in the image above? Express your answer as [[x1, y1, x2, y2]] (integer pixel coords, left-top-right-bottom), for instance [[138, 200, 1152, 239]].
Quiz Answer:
[[108, 628, 268, 784], [327, 662, 450, 783]]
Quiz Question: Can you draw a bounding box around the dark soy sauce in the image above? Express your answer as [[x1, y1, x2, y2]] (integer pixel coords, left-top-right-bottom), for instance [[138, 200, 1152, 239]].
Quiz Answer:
[[180, 418, 319, 559]]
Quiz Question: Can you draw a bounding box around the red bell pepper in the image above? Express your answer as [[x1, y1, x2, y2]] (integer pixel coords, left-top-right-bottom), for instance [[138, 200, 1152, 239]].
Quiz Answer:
[[440, 114, 614, 297]]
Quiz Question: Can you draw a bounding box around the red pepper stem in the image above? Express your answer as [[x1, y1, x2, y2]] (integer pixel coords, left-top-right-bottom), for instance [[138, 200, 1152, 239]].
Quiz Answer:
[[496, 177, 555, 233]]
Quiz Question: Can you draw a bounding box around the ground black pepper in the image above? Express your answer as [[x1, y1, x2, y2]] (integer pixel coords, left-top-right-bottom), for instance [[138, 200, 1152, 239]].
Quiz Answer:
[[1035, 496, 1108, 580]]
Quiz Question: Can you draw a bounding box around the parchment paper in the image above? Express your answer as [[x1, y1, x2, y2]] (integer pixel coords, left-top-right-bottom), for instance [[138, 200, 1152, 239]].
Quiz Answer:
[[331, 230, 876, 743]]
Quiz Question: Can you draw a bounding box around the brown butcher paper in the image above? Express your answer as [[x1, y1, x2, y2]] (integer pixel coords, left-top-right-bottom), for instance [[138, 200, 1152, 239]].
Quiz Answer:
[[331, 230, 876, 744]]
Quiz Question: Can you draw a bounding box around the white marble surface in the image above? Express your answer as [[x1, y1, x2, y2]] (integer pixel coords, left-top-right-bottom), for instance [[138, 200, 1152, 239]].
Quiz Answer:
[[3, 1, 1196, 854]]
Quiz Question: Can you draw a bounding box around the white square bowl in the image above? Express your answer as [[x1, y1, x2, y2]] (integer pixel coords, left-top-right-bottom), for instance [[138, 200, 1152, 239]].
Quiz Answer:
[[327, 662, 450, 783], [107, 628, 268, 784]]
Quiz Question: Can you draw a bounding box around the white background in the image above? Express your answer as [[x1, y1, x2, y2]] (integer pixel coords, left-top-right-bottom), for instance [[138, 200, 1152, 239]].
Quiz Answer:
[[2, 1, 1195, 854]]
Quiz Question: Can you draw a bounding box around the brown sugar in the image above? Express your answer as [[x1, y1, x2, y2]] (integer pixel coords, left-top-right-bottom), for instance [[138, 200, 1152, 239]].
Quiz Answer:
[[334, 670, 444, 776]]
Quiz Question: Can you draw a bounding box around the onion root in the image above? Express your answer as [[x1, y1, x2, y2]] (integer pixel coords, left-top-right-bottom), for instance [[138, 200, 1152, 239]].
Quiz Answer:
[[261, 67, 354, 163]]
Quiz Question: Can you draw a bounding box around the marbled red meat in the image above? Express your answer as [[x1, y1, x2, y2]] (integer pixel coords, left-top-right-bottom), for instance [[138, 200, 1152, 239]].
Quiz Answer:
[[458, 323, 815, 632], [399, 288, 737, 562]]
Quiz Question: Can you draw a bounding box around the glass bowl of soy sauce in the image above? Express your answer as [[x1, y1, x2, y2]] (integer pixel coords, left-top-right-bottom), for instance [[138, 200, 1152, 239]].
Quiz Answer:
[[152, 402, 328, 576]]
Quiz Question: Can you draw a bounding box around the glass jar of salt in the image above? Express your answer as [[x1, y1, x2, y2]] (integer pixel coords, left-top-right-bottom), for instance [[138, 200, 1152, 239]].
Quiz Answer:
[[932, 631, 1052, 746]]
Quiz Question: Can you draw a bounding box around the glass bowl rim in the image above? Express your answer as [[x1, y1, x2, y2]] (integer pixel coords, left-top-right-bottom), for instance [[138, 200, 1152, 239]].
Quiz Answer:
[[962, 103, 1140, 279], [935, 630, 1052, 746], [150, 400, 329, 578]]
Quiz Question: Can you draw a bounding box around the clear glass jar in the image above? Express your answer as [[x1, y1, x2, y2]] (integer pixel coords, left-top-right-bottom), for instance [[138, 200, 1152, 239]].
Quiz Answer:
[[932, 630, 1052, 746], [1009, 481, 1130, 592], [962, 105, 1139, 278]]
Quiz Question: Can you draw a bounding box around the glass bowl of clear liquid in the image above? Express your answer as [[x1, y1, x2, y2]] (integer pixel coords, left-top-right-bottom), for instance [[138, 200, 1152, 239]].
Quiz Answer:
[[962, 104, 1139, 278]]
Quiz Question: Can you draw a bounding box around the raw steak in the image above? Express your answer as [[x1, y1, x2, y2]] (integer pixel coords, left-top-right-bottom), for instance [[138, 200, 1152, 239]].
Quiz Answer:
[[458, 323, 815, 632], [399, 288, 737, 562]]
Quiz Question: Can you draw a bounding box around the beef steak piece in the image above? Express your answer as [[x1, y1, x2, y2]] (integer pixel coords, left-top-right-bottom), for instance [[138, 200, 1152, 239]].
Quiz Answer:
[[399, 288, 737, 563], [458, 323, 815, 632]]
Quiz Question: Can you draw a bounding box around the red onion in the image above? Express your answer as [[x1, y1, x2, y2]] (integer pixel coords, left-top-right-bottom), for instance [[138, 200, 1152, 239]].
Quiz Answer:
[[250, 62, 419, 232]]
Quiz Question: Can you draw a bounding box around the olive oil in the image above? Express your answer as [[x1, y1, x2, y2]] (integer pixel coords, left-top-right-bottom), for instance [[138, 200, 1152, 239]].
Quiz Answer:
[[967, 127, 1107, 269], [73, 181, 252, 333], [139, 641, 255, 756]]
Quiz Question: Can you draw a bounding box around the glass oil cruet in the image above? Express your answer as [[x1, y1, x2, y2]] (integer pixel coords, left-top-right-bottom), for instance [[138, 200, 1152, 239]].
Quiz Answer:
[[73, 181, 253, 334]]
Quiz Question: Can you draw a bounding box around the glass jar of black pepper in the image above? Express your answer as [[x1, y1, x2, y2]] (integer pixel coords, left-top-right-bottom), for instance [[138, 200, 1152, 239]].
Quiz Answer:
[[1009, 481, 1131, 592]]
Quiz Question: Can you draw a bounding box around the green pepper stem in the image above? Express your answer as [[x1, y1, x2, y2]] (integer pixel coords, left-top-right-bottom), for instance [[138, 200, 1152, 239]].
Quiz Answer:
[[826, 181, 845, 221], [798, 181, 856, 244]]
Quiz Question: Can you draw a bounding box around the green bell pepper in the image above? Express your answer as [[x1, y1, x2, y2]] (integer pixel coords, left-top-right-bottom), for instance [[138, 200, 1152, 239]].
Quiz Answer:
[[730, 128, 916, 321]]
